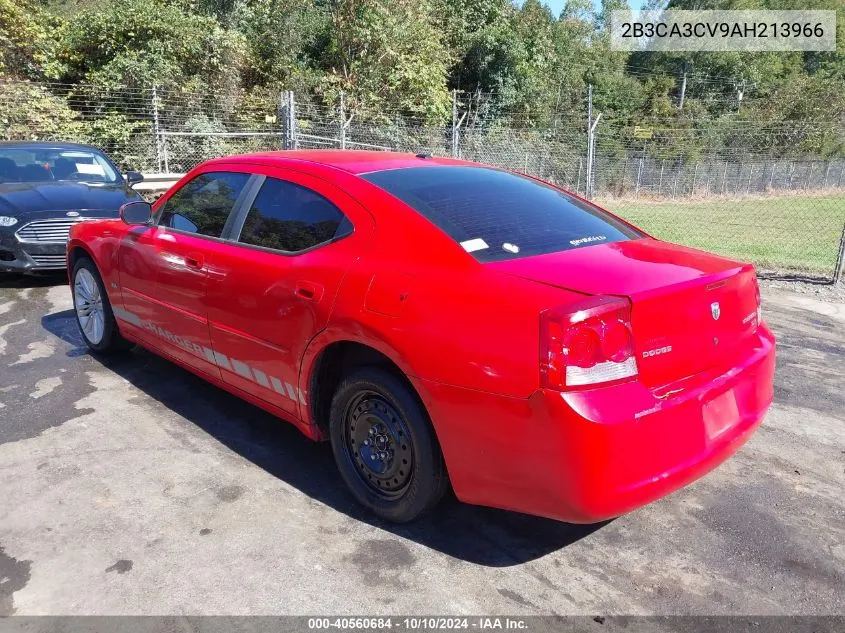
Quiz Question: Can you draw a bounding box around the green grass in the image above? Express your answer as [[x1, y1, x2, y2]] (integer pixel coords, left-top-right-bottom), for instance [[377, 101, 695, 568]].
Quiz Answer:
[[598, 194, 845, 277]]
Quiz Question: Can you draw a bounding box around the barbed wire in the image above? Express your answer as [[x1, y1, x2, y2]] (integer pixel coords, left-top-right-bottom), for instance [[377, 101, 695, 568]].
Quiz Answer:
[[2, 78, 844, 281]]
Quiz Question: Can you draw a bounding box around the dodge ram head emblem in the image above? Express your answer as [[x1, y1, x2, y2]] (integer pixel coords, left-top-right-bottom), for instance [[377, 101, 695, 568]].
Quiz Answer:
[[711, 301, 721, 320]]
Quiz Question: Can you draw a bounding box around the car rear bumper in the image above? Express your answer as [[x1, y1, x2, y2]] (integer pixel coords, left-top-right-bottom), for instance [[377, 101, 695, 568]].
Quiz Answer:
[[0, 232, 68, 273], [417, 324, 776, 523]]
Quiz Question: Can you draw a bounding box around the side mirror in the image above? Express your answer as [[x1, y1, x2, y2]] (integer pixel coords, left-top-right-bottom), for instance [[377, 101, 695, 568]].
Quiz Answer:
[[119, 201, 152, 225], [124, 171, 144, 186]]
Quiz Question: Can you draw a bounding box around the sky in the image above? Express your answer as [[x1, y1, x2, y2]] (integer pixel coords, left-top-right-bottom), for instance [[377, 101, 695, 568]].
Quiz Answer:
[[540, 0, 648, 16]]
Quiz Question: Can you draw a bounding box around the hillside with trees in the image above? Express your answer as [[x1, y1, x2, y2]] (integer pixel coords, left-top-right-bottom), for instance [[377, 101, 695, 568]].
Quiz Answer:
[[1, 0, 843, 163]]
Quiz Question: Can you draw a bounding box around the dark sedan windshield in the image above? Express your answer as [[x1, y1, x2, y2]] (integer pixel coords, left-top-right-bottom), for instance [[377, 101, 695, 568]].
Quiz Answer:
[[0, 147, 121, 184], [362, 166, 642, 263]]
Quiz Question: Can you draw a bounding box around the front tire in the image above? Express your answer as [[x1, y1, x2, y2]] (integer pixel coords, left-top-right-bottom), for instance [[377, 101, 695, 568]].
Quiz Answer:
[[329, 367, 448, 523], [71, 257, 131, 354]]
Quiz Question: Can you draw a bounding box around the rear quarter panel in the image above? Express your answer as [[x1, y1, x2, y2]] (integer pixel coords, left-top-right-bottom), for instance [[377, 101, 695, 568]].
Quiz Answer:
[[301, 176, 587, 400]]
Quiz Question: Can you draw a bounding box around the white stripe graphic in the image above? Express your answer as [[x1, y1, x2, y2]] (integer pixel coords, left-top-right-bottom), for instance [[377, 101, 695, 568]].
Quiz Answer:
[[231, 359, 252, 379], [113, 307, 306, 405], [213, 352, 232, 371], [252, 369, 270, 388], [270, 377, 287, 397], [113, 307, 142, 327]]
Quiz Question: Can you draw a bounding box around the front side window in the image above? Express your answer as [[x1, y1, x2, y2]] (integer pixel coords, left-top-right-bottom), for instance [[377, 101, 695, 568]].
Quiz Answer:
[[237, 177, 350, 253], [362, 166, 642, 263], [158, 171, 250, 238]]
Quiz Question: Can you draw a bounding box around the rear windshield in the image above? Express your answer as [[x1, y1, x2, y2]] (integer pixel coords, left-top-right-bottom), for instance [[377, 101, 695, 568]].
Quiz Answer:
[[362, 166, 642, 262]]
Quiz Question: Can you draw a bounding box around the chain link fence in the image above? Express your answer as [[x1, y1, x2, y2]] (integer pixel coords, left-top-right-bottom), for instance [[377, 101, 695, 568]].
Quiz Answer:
[[2, 79, 844, 282]]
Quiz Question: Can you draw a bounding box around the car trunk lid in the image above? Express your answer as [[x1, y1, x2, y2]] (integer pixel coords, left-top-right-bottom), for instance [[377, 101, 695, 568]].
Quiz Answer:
[[487, 238, 760, 387]]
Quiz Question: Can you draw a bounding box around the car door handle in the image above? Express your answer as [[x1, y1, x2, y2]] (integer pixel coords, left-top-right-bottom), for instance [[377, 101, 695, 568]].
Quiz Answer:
[[295, 281, 323, 302], [184, 254, 204, 270]]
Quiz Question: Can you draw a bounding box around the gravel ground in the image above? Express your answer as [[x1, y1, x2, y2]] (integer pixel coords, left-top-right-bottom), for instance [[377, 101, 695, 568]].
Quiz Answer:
[[0, 275, 843, 616]]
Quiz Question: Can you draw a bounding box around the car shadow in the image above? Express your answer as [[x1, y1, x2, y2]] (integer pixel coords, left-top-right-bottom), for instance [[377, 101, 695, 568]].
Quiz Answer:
[[41, 308, 609, 566], [0, 272, 66, 289]]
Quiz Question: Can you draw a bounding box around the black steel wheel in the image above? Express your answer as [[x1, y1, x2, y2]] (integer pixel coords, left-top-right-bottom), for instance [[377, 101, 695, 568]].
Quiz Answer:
[[329, 367, 448, 522], [343, 390, 414, 499]]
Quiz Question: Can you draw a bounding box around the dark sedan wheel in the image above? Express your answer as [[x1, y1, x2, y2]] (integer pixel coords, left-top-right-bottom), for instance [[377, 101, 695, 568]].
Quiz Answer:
[[71, 257, 131, 354], [329, 367, 448, 522]]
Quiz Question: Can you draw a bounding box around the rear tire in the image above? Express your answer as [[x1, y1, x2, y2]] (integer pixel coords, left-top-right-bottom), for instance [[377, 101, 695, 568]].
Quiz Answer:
[[329, 367, 448, 523], [71, 257, 131, 354]]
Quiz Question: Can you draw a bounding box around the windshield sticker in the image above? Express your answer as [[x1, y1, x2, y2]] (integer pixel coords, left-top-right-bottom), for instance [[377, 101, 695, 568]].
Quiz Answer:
[[502, 242, 520, 254], [460, 238, 489, 253], [569, 235, 607, 246], [75, 163, 105, 176]]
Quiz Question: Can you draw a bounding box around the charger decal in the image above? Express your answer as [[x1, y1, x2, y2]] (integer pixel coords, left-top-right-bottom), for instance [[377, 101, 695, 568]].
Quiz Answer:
[[112, 306, 307, 405]]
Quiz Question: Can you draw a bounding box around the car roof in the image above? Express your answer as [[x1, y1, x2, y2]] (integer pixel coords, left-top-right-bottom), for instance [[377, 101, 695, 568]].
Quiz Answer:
[[0, 141, 104, 152], [201, 150, 478, 175]]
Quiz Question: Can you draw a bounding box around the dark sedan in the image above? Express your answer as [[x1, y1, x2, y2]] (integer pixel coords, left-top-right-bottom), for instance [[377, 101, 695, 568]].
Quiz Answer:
[[0, 141, 144, 273]]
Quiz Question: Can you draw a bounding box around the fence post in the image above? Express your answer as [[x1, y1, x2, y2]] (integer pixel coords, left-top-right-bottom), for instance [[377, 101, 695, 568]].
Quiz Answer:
[[824, 160, 831, 188], [339, 91, 346, 150], [450, 90, 466, 159], [585, 85, 601, 199], [635, 154, 644, 199], [721, 162, 728, 195], [280, 91, 297, 150], [691, 162, 698, 194], [746, 163, 754, 194], [835, 222, 845, 285], [290, 91, 298, 149], [621, 156, 629, 195], [280, 91, 288, 149], [586, 85, 592, 196], [671, 164, 679, 199], [769, 162, 776, 190], [451, 90, 458, 158], [575, 158, 582, 195], [151, 86, 162, 172], [589, 123, 599, 197], [277, 90, 288, 149], [658, 159, 665, 196]]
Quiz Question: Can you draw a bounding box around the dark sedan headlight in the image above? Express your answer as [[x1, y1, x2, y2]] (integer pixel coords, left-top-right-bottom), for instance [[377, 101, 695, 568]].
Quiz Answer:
[[0, 216, 18, 227]]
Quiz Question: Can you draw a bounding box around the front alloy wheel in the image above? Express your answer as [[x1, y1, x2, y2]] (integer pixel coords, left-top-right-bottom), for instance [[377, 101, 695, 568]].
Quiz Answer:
[[74, 267, 105, 345], [71, 257, 131, 354]]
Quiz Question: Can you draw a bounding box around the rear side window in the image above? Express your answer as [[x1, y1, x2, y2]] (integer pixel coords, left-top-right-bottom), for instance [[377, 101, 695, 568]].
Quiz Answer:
[[236, 177, 350, 253], [158, 171, 250, 238], [362, 166, 641, 262]]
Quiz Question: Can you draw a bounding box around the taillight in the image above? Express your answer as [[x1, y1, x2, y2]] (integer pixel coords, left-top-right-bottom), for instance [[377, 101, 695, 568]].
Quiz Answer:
[[540, 295, 638, 390], [753, 275, 762, 326]]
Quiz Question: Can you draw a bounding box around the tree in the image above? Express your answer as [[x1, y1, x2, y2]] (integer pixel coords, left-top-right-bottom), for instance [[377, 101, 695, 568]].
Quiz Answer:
[[321, 0, 452, 122], [49, 0, 246, 93], [235, 0, 330, 90], [0, 81, 85, 141], [0, 0, 61, 79]]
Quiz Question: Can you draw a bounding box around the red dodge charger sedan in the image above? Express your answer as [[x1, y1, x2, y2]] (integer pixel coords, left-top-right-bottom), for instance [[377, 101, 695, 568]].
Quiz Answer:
[[67, 151, 776, 523]]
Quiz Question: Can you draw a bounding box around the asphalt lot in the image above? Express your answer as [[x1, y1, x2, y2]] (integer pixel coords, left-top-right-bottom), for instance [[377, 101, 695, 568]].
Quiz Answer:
[[0, 274, 843, 616]]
